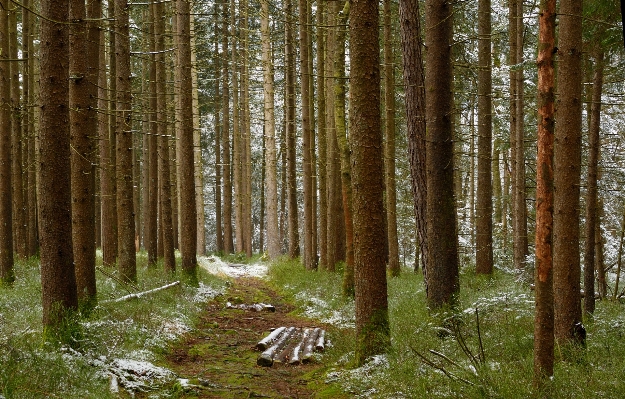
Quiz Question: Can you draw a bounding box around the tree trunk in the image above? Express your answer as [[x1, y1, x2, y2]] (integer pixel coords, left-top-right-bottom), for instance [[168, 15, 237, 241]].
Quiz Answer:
[[317, 0, 328, 270], [508, 0, 517, 252], [514, 0, 527, 271], [399, 0, 428, 273], [300, 0, 315, 270], [39, 0, 78, 331], [177, 0, 198, 275], [584, 49, 604, 315], [155, 0, 175, 272], [115, 0, 136, 283], [24, 0, 38, 257], [241, 2, 253, 258], [214, 5, 224, 253], [476, 0, 493, 274], [553, 0, 583, 346], [285, 0, 300, 258], [335, 1, 353, 296], [425, 0, 459, 307], [0, 0, 15, 284], [70, 0, 99, 308], [222, 0, 233, 254], [261, 0, 280, 259], [384, 0, 400, 277], [350, 0, 390, 365], [146, 1, 158, 266], [534, 0, 556, 386]]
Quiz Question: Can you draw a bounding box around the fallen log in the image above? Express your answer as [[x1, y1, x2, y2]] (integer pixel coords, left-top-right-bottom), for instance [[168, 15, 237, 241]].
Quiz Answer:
[[302, 328, 321, 363], [288, 328, 311, 365], [274, 329, 302, 365], [315, 329, 326, 352], [257, 327, 296, 366], [256, 327, 287, 351], [227, 302, 276, 312], [102, 281, 180, 304]]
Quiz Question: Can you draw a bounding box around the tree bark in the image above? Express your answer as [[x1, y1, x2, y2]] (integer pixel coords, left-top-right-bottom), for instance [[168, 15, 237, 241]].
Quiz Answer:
[[350, 0, 390, 365], [514, 0, 527, 271], [221, 0, 234, 254], [70, 0, 99, 307], [39, 0, 79, 330], [584, 50, 603, 315], [0, 0, 15, 284], [261, 0, 280, 259], [384, 0, 400, 277], [424, 0, 459, 307], [214, 5, 224, 253], [534, 0, 556, 386], [317, 0, 328, 270], [24, 0, 38, 257], [177, 0, 198, 275], [553, 0, 583, 346], [476, 0, 493, 274], [399, 0, 428, 273], [285, 0, 300, 259]]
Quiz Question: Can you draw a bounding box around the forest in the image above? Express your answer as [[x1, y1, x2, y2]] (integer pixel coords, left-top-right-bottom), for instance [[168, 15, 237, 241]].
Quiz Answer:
[[1, 0, 625, 397]]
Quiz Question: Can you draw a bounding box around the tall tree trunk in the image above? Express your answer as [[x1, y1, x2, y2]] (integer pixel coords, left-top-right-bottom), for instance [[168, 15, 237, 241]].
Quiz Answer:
[[399, 0, 427, 273], [350, 0, 390, 365], [476, 0, 493, 274], [534, 0, 556, 386], [425, 0, 459, 307], [9, 6, 25, 260], [214, 6, 224, 253], [285, 0, 300, 258], [0, 0, 15, 284], [155, 0, 175, 272], [261, 0, 280, 259], [39, 0, 78, 332], [115, 0, 137, 282], [508, 0, 517, 250], [177, 0, 198, 275], [336, 1, 353, 296], [514, 0, 527, 271], [553, 0, 583, 346], [317, 0, 328, 270], [300, 0, 314, 269], [147, 1, 159, 266], [230, 0, 243, 254], [584, 50, 604, 315], [70, 0, 99, 308], [241, 1, 253, 258], [384, 0, 400, 277], [24, 0, 38, 257], [102, 0, 118, 267], [222, 0, 233, 254]]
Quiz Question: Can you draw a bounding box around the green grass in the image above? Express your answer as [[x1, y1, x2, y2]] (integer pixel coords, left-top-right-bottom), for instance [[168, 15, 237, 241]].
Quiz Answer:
[[267, 258, 625, 398], [0, 253, 226, 399]]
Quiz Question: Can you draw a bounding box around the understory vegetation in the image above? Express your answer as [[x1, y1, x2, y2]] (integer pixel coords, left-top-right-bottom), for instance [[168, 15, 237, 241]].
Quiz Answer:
[[2, 254, 625, 398]]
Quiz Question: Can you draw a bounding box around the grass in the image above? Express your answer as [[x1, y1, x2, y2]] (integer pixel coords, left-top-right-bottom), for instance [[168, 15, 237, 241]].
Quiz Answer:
[[267, 257, 625, 398], [0, 252, 226, 399]]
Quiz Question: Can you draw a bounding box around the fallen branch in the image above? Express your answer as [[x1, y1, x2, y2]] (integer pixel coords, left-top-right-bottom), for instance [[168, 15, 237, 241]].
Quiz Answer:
[[288, 328, 311, 365], [102, 281, 180, 304], [302, 328, 321, 363], [227, 302, 276, 312]]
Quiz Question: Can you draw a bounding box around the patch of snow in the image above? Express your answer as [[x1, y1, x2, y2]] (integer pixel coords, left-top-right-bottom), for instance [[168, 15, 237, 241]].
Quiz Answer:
[[326, 355, 390, 398], [198, 255, 268, 278], [295, 292, 355, 329], [193, 282, 224, 303]]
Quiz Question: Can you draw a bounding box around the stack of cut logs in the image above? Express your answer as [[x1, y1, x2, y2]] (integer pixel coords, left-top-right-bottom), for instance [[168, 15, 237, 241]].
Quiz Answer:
[[256, 327, 326, 366]]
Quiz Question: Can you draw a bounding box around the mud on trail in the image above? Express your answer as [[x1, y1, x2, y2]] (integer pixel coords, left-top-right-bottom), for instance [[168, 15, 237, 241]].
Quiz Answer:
[[160, 277, 350, 399]]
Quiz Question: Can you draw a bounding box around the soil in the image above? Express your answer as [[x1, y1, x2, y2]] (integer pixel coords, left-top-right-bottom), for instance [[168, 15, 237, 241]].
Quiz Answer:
[[160, 277, 351, 399]]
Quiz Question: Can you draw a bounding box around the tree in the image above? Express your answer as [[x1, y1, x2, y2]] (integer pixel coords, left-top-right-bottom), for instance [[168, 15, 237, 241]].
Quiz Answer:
[[0, 0, 14, 285], [116, 0, 137, 282], [39, 0, 79, 333], [177, 0, 198, 275], [384, 0, 400, 277], [317, 0, 328, 270], [261, 0, 280, 259], [553, 0, 583, 346], [222, 0, 234, 254], [285, 0, 300, 258], [146, 1, 158, 266], [350, 0, 390, 365], [399, 0, 427, 273], [155, 0, 175, 272], [584, 49, 604, 314], [534, 0, 556, 385], [300, 0, 315, 270], [70, 0, 100, 308], [475, 0, 493, 274], [424, 0, 459, 307]]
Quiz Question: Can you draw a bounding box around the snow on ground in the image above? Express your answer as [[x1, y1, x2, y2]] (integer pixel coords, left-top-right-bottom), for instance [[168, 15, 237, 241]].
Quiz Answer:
[[198, 255, 269, 278], [326, 355, 390, 398], [294, 291, 355, 329]]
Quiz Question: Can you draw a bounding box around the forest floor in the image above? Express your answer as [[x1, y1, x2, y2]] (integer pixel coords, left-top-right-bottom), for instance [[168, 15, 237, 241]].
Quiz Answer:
[[153, 263, 350, 399]]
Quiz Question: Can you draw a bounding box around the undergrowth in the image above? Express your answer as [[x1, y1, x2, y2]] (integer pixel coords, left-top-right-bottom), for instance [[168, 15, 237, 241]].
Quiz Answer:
[[267, 258, 625, 398], [0, 252, 225, 399]]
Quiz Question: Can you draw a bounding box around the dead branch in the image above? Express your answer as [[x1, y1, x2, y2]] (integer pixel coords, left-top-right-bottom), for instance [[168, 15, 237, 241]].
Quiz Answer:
[[101, 281, 180, 304]]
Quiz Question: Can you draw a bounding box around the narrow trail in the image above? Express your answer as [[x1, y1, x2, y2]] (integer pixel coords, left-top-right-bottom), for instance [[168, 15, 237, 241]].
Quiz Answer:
[[162, 275, 348, 398]]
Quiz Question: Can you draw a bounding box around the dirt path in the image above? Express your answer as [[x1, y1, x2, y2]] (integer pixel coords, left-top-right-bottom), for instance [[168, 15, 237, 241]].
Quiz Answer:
[[163, 277, 348, 398]]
